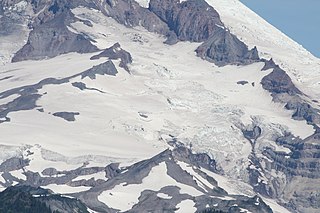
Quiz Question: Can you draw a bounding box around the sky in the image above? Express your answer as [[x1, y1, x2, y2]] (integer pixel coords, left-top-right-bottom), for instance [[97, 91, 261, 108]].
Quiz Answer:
[[240, 0, 320, 58]]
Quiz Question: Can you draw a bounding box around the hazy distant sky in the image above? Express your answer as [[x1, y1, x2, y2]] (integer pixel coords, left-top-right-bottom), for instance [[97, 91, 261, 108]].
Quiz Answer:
[[240, 0, 320, 58]]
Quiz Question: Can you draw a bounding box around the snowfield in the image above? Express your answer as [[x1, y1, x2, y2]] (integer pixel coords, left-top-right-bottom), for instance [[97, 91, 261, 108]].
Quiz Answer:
[[0, 4, 315, 181], [206, 0, 320, 99], [1, 0, 319, 212]]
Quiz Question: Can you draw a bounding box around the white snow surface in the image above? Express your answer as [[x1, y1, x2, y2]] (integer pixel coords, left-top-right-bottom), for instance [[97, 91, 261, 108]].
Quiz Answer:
[[206, 0, 320, 99], [157, 192, 172, 199], [72, 171, 107, 181], [175, 199, 197, 213], [0, 2, 318, 212], [178, 161, 215, 192], [0, 4, 315, 183], [135, 0, 150, 8], [43, 184, 91, 194]]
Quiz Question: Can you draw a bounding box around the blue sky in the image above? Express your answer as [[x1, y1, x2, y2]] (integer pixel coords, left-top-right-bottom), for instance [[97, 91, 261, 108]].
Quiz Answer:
[[240, 0, 320, 58]]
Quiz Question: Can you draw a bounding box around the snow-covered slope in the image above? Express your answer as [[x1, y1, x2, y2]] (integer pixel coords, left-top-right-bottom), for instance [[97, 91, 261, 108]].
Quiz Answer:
[[0, 0, 319, 213], [206, 0, 320, 98]]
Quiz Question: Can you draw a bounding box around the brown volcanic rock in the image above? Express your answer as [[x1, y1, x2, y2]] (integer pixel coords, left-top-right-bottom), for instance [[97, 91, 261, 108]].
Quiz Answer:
[[96, 0, 172, 37], [261, 66, 302, 96], [12, 10, 98, 62], [196, 28, 260, 66], [149, 0, 223, 42]]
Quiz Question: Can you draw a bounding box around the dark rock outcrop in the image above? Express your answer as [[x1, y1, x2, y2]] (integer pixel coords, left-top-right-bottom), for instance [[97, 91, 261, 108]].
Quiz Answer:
[[12, 11, 98, 62], [264, 133, 320, 179], [52, 111, 80, 122], [285, 101, 320, 125], [90, 43, 132, 72], [81, 60, 118, 78], [261, 66, 301, 96], [72, 82, 104, 93], [261, 58, 277, 71], [237, 81, 249, 85], [96, 0, 171, 37], [0, 185, 89, 213], [8, 0, 99, 62], [196, 28, 260, 66], [243, 126, 262, 141], [149, 0, 223, 42], [253, 130, 320, 212], [0, 157, 29, 172]]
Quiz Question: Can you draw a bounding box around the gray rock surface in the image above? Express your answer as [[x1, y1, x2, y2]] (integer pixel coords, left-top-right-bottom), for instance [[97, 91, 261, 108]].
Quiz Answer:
[[261, 58, 277, 71], [0, 185, 90, 213], [258, 131, 320, 212], [90, 43, 132, 72], [285, 101, 320, 125], [0, 157, 29, 172], [4, 0, 100, 62], [95, 0, 171, 37], [52, 112, 80, 122], [237, 81, 249, 85], [261, 65, 301, 96], [81, 60, 118, 78], [12, 11, 98, 62], [149, 0, 223, 42], [72, 82, 104, 93], [75, 145, 272, 213], [196, 28, 260, 66]]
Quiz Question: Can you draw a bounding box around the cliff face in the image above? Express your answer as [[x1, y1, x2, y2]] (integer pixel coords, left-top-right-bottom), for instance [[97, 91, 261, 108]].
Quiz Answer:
[[10, 0, 99, 62]]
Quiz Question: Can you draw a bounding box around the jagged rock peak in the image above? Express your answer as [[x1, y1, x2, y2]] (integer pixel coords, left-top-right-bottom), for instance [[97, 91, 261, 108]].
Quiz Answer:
[[196, 28, 260, 66], [261, 66, 302, 96], [261, 58, 278, 71]]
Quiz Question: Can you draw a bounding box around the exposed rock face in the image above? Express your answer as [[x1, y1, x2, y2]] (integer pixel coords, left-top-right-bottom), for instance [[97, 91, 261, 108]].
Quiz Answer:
[[257, 132, 320, 212], [261, 58, 277, 71], [52, 111, 80, 122], [261, 65, 301, 96], [81, 60, 118, 78], [8, 0, 99, 62], [0, 157, 29, 172], [0, 144, 275, 213], [12, 11, 98, 62], [72, 82, 105, 93], [95, 0, 171, 37], [196, 28, 260, 66], [149, 0, 223, 42], [148, 0, 260, 66], [90, 43, 132, 72], [93, 0, 259, 66], [285, 101, 320, 125]]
